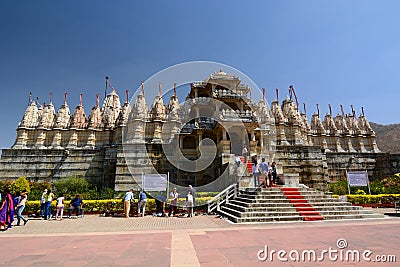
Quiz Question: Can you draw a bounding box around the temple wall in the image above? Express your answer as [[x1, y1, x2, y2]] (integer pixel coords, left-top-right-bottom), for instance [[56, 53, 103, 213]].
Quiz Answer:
[[0, 148, 115, 188]]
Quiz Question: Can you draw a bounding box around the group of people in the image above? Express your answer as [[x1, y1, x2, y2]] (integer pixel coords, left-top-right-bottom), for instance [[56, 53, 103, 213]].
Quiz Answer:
[[40, 189, 84, 220], [122, 189, 148, 218], [123, 185, 196, 218], [252, 157, 279, 188], [0, 189, 29, 231]]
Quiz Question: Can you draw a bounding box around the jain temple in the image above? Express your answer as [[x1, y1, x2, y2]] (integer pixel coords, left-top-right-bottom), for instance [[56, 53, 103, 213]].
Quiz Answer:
[[0, 71, 399, 192]]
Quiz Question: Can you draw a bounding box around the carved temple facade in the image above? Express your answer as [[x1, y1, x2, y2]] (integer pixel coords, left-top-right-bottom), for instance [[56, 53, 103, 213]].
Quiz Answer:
[[0, 71, 394, 191]]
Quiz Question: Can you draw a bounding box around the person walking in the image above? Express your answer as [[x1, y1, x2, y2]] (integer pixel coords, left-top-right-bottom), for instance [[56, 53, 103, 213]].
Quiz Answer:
[[168, 188, 179, 217], [137, 190, 147, 217], [4, 189, 14, 229], [242, 145, 248, 164], [259, 158, 268, 187], [252, 156, 261, 187], [271, 161, 278, 186], [186, 191, 194, 217], [44, 189, 55, 220], [16, 191, 28, 226], [55, 194, 65, 220], [123, 189, 134, 218], [40, 188, 47, 219]]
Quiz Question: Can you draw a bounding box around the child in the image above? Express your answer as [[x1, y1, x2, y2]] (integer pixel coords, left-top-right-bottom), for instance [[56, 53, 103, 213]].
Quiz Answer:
[[55, 194, 65, 220]]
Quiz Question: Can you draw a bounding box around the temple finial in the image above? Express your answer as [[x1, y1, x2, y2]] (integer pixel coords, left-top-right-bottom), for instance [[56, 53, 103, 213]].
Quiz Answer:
[[141, 82, 145, 95], [328, 104, 332, 116], [275, 88, 279, 101], [50, 91, 53, 104], [64, 92, 67, 105], [174, 82, 177, 97], [79, 93, 83, 106], [125, 89, 129, 104], [351, 105, 355, 117], [262, 88, 265, 101], [159, 83, 162, 96], [303, 102, 306, 114], [340, 104, 344, 117], [96, 94, 99, 107], [316, 104, 320, 117], [29, 92, 32, 103], [361, 106, 365, 116]]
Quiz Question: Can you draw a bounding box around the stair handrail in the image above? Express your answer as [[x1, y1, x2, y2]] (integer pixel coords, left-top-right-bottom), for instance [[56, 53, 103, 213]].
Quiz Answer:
[[207, 183, 238, 213]]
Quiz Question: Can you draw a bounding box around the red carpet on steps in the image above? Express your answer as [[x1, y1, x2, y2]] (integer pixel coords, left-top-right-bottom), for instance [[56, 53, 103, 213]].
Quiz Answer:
[[281, 188, 324, 221]]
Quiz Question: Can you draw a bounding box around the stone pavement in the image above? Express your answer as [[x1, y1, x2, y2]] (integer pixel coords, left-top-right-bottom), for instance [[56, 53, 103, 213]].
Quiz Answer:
[[1, 211, 399, 266]]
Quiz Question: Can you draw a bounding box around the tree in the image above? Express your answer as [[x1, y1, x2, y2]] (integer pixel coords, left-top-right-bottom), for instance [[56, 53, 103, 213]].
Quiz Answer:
[[10, 176, 31, 195]]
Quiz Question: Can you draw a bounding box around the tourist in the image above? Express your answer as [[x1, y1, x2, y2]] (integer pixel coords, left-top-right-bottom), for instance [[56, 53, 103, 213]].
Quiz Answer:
[[267, 162, 273, 187], [155, 195, 167, 217], [69, 194, 83, 218], [16, 191, 28, 226], [168, 188, 179, 217], [242, 145, 248, 164], [252, 156, 261, 187], [259, 158, 268, 187], [137, 190, 147, 217], [55, 193, 65, 220], [188, 185, 196, 208], [4, 189, 15, 229], [44, 189, 55, 220], [271, 161, 277, 185], [40, 188, 47, 218], [235, 155, 241, 167], [0, 193, 8, 230], [186, 191, 194, 217], [123, 189, 134, 218]]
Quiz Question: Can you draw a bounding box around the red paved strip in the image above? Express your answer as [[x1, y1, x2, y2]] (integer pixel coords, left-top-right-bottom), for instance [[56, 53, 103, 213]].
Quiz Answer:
[[190, 223, 400, 266], [0, 233, 172, 266]]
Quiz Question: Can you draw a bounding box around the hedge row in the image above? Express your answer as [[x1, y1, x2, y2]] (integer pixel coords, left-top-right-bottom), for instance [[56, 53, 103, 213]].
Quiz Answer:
[[24, 197, 213, 214], [333, 194, 400, 205]]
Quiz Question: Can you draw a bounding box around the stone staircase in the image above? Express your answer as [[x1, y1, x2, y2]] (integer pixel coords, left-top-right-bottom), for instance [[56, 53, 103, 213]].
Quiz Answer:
[[216, 187, 384, 223]]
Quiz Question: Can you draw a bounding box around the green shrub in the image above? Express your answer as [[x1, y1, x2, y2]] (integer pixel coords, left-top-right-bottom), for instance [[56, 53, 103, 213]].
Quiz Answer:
[[328, 179, 348, 195], [10, 176, 30, 195], [333, 194, 400, 205], [0, 180, 12, 193], [370, 174, 400, 194], [53, 177, 91, 196]]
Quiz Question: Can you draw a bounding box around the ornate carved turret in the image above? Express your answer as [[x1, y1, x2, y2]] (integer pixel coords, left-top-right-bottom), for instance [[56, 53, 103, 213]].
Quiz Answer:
[[54, 93, 71, 129], [102, 89, 121, 129], [70, 94, 87, 129], [88, 94, 103, 129], [19, 100, 40, 129], [116, 90, 132, 126], [38, 101, 55, 129]]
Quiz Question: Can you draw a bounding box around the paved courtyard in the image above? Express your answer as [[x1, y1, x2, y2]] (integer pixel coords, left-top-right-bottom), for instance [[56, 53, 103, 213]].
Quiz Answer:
[[1, 210, 399, 266]]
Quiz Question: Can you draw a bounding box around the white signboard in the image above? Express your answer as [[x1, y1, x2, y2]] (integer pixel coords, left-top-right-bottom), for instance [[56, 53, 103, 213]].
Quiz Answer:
[[347, 171, 369, 187], [143, 174, 168, 191]]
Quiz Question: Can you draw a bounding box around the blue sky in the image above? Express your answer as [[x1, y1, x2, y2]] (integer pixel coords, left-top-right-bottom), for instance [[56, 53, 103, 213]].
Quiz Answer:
[[0, 1, 399, 148]]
